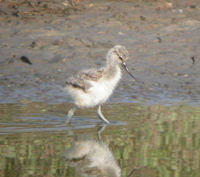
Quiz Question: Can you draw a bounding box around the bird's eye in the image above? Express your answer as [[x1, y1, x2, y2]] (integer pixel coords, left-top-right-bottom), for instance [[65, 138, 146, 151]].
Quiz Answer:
[[119, 56, 123, 62], [115, 51, 124, 62]]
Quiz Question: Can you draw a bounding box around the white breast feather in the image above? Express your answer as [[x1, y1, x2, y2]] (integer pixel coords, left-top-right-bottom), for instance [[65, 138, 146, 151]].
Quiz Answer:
[[69, 68, 121, 108]]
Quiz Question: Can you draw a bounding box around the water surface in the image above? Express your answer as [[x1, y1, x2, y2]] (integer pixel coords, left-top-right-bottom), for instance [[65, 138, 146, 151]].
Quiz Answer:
[[0, 102, 200, 177]]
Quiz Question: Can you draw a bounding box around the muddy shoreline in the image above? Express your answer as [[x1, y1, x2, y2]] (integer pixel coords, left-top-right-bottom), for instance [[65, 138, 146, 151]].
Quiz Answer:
[[0, 0, 200, 105]]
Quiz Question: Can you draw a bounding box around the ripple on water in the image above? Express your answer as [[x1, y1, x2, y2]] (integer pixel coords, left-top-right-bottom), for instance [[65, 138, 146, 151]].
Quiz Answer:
[[0, 102, 200, 177]]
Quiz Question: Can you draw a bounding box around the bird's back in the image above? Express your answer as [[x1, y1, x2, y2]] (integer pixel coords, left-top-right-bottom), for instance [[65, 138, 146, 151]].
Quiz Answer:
[[66, 68, 106, 92]]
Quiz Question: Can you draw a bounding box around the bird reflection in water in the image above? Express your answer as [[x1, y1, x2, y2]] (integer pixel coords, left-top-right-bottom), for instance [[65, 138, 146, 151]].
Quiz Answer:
[[62, 126, 121, 177]]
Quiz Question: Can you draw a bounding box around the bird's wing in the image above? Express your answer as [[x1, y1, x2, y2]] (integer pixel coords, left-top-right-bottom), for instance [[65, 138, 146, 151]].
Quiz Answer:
[[66, 76, 91, 93], [65, 68, 105, 92], [81, 68, 105, 81]]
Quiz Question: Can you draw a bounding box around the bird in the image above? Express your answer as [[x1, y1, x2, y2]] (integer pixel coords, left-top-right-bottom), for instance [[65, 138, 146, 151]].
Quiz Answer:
[[64, 45, 137, 124]]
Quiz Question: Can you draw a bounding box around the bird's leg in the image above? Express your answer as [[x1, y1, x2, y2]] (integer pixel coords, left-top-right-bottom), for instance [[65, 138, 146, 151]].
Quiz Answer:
[[97, 105, 110, 124], [65, 106, 77, 124], [97, 124, 108, 141]]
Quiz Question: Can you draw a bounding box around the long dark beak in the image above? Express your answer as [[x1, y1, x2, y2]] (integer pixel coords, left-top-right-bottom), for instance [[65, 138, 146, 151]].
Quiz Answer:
[[121, 62, 138, 82]]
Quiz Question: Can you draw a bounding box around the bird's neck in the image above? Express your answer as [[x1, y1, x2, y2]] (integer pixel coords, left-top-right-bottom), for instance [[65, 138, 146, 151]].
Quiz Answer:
[[108, 63, 119, 70], [106, 56, 119, 69], [106, 62, 121, 79], [105, 54, 121, 79]]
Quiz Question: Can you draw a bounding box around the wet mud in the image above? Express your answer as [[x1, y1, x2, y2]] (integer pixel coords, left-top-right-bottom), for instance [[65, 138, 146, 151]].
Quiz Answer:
[[0, 0, 200, 104]]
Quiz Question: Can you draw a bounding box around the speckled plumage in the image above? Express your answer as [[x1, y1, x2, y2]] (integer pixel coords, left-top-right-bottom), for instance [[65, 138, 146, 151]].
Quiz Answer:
[[65, 45, 136, 124]]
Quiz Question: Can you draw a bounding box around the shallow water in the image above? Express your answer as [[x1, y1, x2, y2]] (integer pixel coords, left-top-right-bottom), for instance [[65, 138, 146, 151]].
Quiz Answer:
[[0, 102, 200, 177]]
